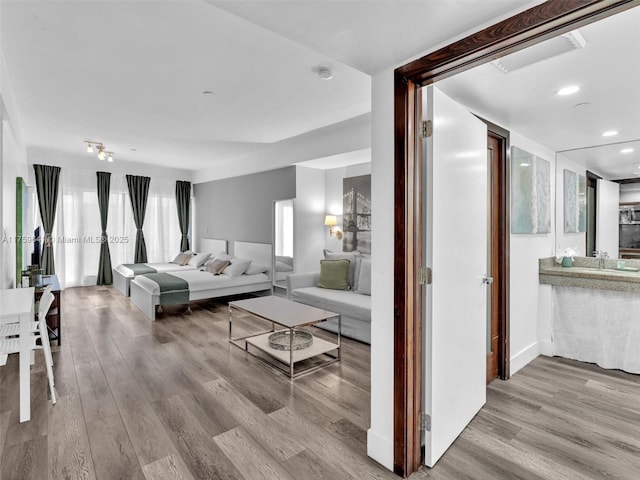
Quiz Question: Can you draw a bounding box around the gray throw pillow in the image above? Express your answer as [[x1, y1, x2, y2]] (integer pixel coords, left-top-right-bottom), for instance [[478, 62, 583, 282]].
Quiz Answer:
[[317, 259, 350, 290], [356, 258, 371, 295], [323, 249, 360, 288]]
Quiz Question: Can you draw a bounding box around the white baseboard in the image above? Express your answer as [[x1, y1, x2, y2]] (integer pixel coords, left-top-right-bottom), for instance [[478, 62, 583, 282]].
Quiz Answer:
[[510, 341, 540, 375], [367, 428, 394, 471], [538, 340, 553, 357]]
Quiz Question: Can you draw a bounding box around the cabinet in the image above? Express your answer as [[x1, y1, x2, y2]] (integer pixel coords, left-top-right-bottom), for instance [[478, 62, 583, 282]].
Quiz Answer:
[[35, 275, 61, 345]]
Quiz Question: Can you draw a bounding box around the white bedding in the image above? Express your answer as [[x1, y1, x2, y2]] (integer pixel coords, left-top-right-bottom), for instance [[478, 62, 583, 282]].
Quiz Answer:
[[133, 270, 270, 296], [115, 262, 197, 278]]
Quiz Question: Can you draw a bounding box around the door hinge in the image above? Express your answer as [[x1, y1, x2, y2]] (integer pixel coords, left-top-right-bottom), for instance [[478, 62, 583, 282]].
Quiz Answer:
[[421, 413, 431, 432], [419, 266, 432, 285], [421, 120, 433, 138]]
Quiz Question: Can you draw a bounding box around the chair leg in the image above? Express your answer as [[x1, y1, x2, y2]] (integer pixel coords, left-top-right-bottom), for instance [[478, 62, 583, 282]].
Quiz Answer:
[[45, 355, 56, 404], [40, 332, 57, 402]]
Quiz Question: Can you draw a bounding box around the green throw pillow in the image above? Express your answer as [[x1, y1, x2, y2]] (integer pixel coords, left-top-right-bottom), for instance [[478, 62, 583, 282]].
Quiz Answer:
[[318, 259, 350, 290]]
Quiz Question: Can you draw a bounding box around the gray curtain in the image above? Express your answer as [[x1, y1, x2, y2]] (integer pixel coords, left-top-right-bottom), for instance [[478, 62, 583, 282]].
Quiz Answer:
[[33, 164, 61, 275], [126, 174, 151, 263], [175, 180, 191, 252], [96, 172, 113, 285]]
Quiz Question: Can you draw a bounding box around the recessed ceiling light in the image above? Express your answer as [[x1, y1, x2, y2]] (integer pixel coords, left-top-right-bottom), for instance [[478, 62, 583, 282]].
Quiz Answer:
[[621, 148, 634, 154], [202, 90, 214, 95], [311, 65, 334, 80], [557, 85, 580, 95], [602, 130, 619, 137]]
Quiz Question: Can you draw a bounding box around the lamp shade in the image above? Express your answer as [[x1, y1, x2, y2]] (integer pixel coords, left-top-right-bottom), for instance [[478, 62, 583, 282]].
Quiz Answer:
[[324, 215, 338, 227]]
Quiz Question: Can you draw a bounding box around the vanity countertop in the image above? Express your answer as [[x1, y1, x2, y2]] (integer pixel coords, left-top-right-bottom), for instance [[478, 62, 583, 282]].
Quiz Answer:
[[539, 257, 640, 293]]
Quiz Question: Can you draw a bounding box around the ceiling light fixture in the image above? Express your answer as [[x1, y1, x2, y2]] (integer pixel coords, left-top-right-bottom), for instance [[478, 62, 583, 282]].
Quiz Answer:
[[557, 85, 580, 96], [85, 140, 115, 162], [602, 130, 619, 137], [621, 148, 634, 154]]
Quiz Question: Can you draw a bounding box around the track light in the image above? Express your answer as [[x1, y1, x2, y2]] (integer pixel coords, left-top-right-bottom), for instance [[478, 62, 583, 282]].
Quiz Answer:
[[85, 140, 115, 162]]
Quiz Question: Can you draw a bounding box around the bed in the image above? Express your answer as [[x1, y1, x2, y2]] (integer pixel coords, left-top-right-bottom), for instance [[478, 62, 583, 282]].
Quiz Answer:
[[112, 238, 227, 297], [130, 241, 273, 321]]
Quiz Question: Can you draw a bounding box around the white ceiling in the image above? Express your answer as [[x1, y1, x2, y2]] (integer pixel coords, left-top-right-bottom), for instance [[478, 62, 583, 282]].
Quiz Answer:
[[208, 0, 534, 75], [1, 0, 534, 173], [437, 6, 640, 180]]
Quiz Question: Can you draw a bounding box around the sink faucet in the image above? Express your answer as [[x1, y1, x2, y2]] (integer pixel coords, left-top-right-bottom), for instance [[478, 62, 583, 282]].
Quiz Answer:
[[594, 250, 609, 269]]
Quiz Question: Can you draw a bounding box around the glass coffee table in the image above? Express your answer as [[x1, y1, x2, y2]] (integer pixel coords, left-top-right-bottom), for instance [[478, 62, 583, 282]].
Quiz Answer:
[[228, 296, 341, 379]]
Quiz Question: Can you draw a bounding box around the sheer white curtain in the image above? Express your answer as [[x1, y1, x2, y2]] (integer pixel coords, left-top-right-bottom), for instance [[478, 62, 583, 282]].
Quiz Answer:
[[35, 168, 183, 288]]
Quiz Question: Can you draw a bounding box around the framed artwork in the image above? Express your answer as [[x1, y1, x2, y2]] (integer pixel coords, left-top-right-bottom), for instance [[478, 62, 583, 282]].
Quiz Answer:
[[511, 147, 550, 234], [564, 169, 586, 233], [343, 174, 371, 254]]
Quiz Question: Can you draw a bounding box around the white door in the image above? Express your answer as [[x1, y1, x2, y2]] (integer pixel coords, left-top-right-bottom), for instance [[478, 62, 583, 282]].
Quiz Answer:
[[423, 86, 488, 467], [596, 179, 620, 259]]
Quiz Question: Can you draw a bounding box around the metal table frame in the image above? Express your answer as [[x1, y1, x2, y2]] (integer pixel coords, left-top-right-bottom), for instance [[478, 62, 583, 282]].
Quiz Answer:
[[228, 301, 341, 379]]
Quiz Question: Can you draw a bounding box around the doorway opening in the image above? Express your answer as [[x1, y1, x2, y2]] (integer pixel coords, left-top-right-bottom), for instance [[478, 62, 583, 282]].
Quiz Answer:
[[484, 122, 510, 384], [586, 171, 602, 257], [392, 0, 639, 476]]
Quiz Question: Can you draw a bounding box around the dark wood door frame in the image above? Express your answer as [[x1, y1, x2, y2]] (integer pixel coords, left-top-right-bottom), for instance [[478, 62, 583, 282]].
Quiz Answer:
[[392, 0, 639, 476], [484, 120, 511, 382]]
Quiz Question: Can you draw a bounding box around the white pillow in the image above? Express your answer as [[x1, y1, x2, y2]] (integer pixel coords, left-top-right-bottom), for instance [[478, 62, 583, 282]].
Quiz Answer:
[[215, 252, 233, 261], [223, 258, 252, 277], [188, 252, 211, 267], [246, 263, 269, 275]]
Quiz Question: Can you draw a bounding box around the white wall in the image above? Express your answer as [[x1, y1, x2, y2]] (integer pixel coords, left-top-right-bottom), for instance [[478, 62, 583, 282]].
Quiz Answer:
[[619, 183, 640, 203], [1, 20, 28, 288], [368, 66, 395, 469], [27, 146, 192, 184], [324, 162, 371, 252], [193, 113, 371, 184], [508, 133, 557, 371], [294, 166, 325, 273]]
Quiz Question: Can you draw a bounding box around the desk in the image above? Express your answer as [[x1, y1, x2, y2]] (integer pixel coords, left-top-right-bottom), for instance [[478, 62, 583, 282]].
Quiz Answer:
[[0, 288, 34, 422]]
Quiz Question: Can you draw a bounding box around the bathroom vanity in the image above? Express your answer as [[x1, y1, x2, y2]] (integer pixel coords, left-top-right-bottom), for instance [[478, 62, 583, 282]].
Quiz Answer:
[[539, 256, 640, 374]]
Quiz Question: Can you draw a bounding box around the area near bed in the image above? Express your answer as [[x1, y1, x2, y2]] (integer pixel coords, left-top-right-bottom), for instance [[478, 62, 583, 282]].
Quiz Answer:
[[112, 238, 227, 296], [130, 240, 273, 320]]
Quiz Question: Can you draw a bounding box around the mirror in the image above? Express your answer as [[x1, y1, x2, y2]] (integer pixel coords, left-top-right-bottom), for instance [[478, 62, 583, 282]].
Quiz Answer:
[[273, 198, 295, 289]]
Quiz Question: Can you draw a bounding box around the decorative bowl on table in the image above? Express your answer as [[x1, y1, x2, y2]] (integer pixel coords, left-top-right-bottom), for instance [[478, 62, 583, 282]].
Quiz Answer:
[[268, 331, 313, 351]]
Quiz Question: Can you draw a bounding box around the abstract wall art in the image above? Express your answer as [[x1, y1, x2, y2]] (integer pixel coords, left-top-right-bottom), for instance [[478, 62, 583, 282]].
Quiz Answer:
[[511, 146, 551, 234]]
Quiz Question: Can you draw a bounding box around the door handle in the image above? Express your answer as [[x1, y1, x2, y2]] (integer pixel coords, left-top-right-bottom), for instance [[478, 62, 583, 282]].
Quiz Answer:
[[482, 275, 494, 285]]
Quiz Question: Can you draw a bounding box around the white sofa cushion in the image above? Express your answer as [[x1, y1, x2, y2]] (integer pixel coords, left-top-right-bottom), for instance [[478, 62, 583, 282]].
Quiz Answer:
[[291, 286, 371, 323]]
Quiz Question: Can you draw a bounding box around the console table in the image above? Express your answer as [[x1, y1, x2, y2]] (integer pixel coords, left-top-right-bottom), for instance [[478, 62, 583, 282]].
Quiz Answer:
[[35, 275, 61, 345]]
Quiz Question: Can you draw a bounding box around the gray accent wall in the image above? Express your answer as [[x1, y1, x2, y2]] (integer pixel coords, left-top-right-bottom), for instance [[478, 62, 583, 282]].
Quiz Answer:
[[194, 166, 296, 251]]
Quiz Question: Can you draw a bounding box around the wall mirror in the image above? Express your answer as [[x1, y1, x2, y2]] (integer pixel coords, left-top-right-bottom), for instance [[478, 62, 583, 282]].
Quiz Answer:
[[437, 5, 640, 262], [273, 198, 295, 288]]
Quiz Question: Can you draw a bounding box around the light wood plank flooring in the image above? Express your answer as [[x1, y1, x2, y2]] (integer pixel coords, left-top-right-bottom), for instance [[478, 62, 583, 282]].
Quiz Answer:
[[1, 286, 639, 479]]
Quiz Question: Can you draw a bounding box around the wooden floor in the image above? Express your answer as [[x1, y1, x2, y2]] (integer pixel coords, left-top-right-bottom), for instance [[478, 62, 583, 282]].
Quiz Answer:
[[0, 286, 639, 479]]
